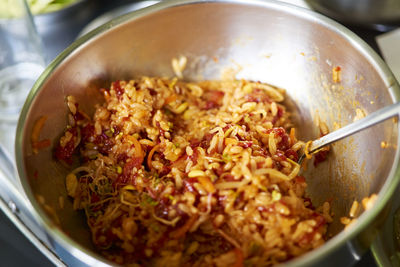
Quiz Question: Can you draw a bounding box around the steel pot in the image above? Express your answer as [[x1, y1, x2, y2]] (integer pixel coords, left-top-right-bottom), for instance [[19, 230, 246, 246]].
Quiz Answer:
[[1, 0, 399, 266]]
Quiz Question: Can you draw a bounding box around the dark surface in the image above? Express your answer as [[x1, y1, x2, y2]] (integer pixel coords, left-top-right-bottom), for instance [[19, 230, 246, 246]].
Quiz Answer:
[[0, 211, 53, 267], [0, 0, 387, 266]]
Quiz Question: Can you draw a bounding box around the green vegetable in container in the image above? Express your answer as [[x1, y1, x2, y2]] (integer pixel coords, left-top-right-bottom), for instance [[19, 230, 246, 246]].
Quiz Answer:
[[28, 0, 78, 14], [0, 0, 79, 18]]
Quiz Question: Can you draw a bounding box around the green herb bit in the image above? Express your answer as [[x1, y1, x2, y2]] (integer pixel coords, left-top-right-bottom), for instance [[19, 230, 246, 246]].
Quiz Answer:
[[249, 242, 262, 255], [116, 165, 122, 174], [151, 173, 160, 187], [144, 195, 159, 206], [150, 223, 160, 232], [116, 132, 124, 140], [165, 194, 177, 205], [166, 194, 174, 201], [222, 153, 232, 163], [105, 130, 113, 137], [272, 190, 282, 201], [259, 185, 267, 192], [210, 174, 218, 182], [164, 108, 172, 116]]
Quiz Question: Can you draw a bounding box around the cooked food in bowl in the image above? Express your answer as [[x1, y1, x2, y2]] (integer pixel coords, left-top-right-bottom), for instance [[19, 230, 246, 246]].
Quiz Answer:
[[55, 76, 332, 266]]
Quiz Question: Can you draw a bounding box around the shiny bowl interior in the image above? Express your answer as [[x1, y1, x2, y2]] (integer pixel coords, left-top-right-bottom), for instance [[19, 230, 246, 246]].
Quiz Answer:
[[16, 0, 400, 265]]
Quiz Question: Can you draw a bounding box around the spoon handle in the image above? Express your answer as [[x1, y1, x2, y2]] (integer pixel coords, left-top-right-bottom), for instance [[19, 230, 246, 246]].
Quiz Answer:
[[309, 101, 400, 154]]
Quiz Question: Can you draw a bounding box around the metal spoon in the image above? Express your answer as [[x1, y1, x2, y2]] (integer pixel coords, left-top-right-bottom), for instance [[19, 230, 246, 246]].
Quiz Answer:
[[298, 101, 400, 164]]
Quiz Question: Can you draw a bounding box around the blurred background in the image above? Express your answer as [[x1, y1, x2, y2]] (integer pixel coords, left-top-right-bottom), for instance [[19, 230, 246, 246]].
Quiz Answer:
[[0, 0, 398, 266]]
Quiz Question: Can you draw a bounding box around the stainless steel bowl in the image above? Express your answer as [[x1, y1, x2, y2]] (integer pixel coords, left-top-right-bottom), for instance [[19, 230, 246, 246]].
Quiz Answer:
[[3, 0, 400, 266]]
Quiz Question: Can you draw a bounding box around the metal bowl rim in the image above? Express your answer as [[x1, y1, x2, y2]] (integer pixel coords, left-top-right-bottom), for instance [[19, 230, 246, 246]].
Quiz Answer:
[[15, 0, 400, 266]]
